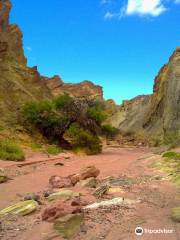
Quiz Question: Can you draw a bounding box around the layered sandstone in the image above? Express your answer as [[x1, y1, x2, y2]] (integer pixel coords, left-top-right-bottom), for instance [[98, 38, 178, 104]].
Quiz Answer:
[[111, 47, 180, 139], [43, 76, 103, 100], [0, 0, 103, 130]]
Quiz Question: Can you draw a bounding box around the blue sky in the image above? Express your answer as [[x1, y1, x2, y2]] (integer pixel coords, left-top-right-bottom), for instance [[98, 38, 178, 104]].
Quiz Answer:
[[10, 0, 180, 104]]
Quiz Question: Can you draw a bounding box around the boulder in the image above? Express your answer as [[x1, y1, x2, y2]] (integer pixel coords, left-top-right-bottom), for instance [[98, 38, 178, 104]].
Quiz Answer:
[[171, 207, 180, 222], [48, 190, 80, 201], [79, 177, 97, 188], [69, 174, 80, 185], [42, 199, 82, 222], [54, 214, 84, 239], [0, 200, 38, 217], [49, 175, 72, 188], [80, 166, 100, 180]]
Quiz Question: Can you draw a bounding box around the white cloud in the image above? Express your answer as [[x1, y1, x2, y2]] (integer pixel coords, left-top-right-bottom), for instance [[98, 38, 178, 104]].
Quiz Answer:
[[104, 11, 116, 19], [125, 0, 166, 17], [103, 0, 180, 20], [25, 46, 32, 52], [104, 9, 124, 20]]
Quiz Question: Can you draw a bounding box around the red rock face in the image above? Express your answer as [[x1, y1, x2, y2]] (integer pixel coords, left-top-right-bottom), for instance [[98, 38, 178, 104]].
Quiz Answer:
[[0, 0, 11, 32], [0, 0, 27, 64], [43, 77, 104, 100], [42, 75, 64, 92]]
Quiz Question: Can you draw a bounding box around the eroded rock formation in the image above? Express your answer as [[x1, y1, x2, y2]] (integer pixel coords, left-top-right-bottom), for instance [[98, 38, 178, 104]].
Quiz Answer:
[[111, 47, 180, 139], [0, 0, 103, 129], [43, 75, 103, 99]]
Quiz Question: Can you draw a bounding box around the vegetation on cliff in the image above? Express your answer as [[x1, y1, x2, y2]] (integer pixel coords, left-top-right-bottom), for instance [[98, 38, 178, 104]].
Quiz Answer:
[[22, 94, 118, 154]]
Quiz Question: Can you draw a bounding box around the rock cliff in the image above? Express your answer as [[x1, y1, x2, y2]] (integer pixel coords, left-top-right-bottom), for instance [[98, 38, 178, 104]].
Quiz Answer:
[[0, 0, 53, 128], [43, 76, 103, 100], [111, 47, 180, 141], [0, 0, 103, 130]]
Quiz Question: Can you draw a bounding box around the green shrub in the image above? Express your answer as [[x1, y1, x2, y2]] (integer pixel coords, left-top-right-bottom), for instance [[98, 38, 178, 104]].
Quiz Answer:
[[66, 124, 102, 154], [22, 100, 53, 124], [162, 151, 180, 160], [22, 100, 69, 140], [46, 146, 63, 155], [0, 140, 25, 161], [87, 105, 107, 124], [102, 124, 119, 139], [53, 94, 74, 110]]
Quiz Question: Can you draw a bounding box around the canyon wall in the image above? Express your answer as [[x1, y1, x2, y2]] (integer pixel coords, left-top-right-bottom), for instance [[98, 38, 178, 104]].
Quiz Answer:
[[111, 48, 180, 140], [0, 0, 103, 129]]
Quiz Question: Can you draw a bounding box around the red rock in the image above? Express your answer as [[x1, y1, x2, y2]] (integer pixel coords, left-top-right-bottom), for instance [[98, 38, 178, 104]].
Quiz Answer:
[[69, 174, 80, 185], [80, 166, 100, 180], [0, 0, 11, 32], [42, 199, 82, 222], [49, 176, 72, 188]]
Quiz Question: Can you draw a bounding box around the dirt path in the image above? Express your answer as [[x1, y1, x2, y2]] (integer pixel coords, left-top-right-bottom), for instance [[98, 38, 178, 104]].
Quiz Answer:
[[0, 147, 179, 240]]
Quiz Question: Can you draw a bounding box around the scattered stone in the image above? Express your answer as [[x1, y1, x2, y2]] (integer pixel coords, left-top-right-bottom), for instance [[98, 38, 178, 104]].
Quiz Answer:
[[49, 175, 72, 188], [93, 184, 110, 198], [43, 190, 54, 198], [171, 207, 180, 222], [0, 200, 38, 217], [54, 214, 84, 239], [23, 193, 40, 202], [42, 199, 82, 222], [108, 187, 124, 194], [54, 162, 64, 166], [69, 174, 80, 185], [48, 190, 80, 201], [83, 197, 140, 210], [108, 176, 135, 187], [0, 175, 8, 184], [79, 177, 97, 188], [80, 165, 100, 180]]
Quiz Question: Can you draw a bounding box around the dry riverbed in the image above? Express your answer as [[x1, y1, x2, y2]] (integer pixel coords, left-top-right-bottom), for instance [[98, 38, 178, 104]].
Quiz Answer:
[[0, 146, 179, 240]]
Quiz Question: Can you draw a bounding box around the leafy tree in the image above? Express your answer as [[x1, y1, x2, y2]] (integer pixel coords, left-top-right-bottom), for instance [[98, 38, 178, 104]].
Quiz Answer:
[[87, 105, 107, 125], [22, 94, 109, 154]]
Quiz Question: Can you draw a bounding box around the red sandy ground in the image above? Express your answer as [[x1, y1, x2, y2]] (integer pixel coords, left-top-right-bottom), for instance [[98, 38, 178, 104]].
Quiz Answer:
[[0, 146, 179, 240]]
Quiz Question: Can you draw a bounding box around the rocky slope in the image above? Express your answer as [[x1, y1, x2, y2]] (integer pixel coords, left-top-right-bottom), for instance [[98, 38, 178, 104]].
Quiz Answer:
[[111, 47, 180, 141], [0, 0, 103, 131], [1, 0, 180, 144], [43, 75, 103, 99], [0, 0, 52, 129]]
